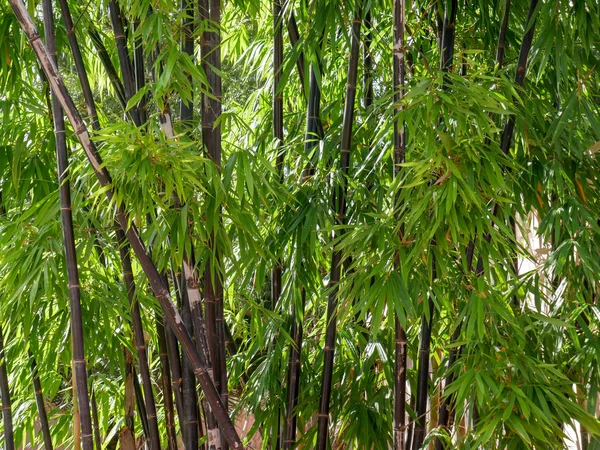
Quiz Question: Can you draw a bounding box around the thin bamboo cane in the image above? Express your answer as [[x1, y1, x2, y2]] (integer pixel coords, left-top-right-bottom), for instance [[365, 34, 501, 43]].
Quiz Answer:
[[315, 10, 362, 450], [412, 2, 457, 447], [123, 347, 136, 447], [200, 0, 229, 446], [56, 0, 99, 130], [282, 288, 305, 449], [90, 385, 102, 450], [287, 13, 306, 94], [169, 266, 186, 427], [30, 354, 54, 450], [392, 0, 407, 448], [116, 228, 162, 450], [42, 0, 94, 446], [108, 0, 141, 126], [87, 26, 127, 111], [0, 326, 15, 450], [181, 281, 200, 449], [134, 368, 150, 440], [436, 3, 512, 445], [7, 3, 244, 447], [156, 316, 179, 450]]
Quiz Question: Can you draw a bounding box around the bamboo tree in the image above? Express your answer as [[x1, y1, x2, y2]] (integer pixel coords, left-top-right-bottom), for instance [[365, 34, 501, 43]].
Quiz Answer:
[[392, 0, 407, 448], [8, 3, 243, 446], [42, 0, 94, 447], [30, 354, 53, 450], [90, 386, 102, 450], [316, 8, 362, 450], [181, 281, 200, 449], [0, 326, 14, 450], [123, 348, 136, 448]]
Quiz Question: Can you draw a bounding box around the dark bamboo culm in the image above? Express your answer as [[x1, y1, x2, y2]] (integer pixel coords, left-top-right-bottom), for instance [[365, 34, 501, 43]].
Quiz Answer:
[[42, 0, 94, 447], [30, 354, 53, 450], [392, 0, 407, 448], [436, 3, 512, 445], [123, 348, 136, 448], [90, 384, 102, 450], [108, 0, 141, 126], [7, 3, 244, 446], [156, 315, 179, 450], [133, 368, 150, 439], [58, 0, 162, 444], [315, 9, 362, 450], [282, 26, 325, 447], [181, 277, 200, 449], [168, 266, 186, 428], [412, 2, 457, 449], [87, 26, 127, 111], [287, 13, 306, 94], [116, 228, 162, 450], [178, 0, 202, 447], [272, 0, 284, 446], [0, 326, 15, 450], [200, 0, 229, 446]]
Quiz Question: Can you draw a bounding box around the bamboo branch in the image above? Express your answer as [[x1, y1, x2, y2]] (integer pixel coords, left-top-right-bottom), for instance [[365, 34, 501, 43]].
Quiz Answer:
[[7, 3, 244, 447]]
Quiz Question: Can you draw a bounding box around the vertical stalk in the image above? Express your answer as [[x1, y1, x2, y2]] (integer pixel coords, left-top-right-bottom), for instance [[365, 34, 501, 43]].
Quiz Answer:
[[43, 0, 94, 446], [90, 385, 102, 450], [168, 266, 186, 427], [0, 326, 15, 450], [201, 0, 228, 446], [123, 348, 136, 447], [116, 228, 162, 450], [181, 283, 200, 449], [30, 354, 54, 450], [8, 3, 243, 446], [282, 288, 306, 449], [392, 0, 407, 448], [413, 2, 457, 448], [315, 9, 361, 450], [437, 3, 512, 445], [156, 316, 178, 450]]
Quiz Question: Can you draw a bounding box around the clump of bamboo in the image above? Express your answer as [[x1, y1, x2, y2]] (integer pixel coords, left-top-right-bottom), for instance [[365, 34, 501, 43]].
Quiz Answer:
[[7, 2, 244, 446]]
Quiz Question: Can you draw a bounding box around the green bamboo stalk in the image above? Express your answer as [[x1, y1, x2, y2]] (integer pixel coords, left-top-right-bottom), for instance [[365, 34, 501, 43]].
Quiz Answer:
[[0, 326, 15, 450], [42, 1, 94, 447], [315, 8, 362, 450], [7, 3, 243, 447]]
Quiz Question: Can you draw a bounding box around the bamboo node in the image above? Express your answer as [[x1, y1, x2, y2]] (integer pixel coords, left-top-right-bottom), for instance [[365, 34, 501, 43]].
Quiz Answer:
[[81, 433, 93, 438], [317, 413, 329, 418], [67, 283, 80, 288], [72, 359, 86, 365]]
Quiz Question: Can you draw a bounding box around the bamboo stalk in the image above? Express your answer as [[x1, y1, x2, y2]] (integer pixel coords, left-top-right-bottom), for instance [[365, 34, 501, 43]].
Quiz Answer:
[[168, 266, 186, 427], [56, 0, 99, 130], [87, 26, 127, 111], [108, 0, 141, 126], [30, 354, 54, 450], [413, 3, 458, 448], [116, 228, 162, 450], [200, 0, 229, 446], [134, 368, 150, 440], [42, 0, 94, 447], [181, 281, 200, 449], [90, 385, 102, 450], [156, 316, 179, 450], [0, 326, 15, 450], [315, 10, 362, 450], [7, 3, 244, 447], [437, 3, 512, 446], [392, 0, 407, 448], [123, 347, 136, 447], [282, 289, 305, 449]]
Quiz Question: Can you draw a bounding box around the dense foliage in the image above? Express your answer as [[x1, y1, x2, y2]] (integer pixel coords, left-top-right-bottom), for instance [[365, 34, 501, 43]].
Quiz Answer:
[[1, 0, 600, 448]]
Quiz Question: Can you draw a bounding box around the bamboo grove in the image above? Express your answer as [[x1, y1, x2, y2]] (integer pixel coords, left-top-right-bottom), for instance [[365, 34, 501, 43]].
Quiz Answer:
[[1, 0, 600, 448]]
